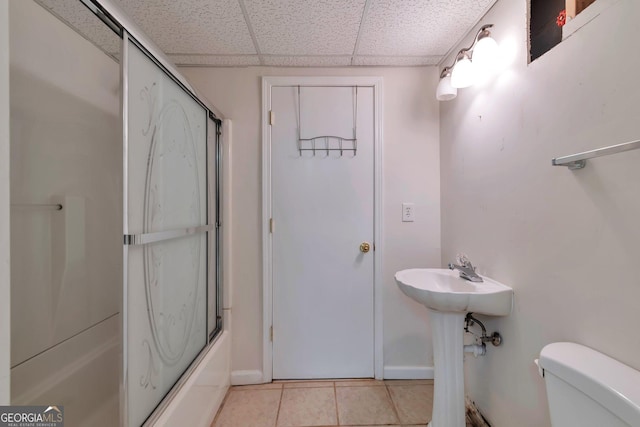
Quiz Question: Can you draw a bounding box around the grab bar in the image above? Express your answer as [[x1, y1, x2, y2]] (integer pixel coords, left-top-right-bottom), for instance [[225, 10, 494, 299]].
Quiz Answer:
[[552, 139, 640, 169], [11, 203, 63, 211]]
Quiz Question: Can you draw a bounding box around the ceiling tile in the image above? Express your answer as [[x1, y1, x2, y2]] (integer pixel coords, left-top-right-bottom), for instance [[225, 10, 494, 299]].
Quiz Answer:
[[356, 0, 497, 56], [169, 54, 261, 66], [36, 0, 500, 68], [244, 0, 366, 55], [263, 56, 352, 67], [116, 0, 256, 54], [36, 0, 121, 56], [353, 56, 440, 66]]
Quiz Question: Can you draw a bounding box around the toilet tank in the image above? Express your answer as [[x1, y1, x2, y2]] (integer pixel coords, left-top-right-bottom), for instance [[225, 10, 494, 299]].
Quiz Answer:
[[538, 342, 640, 427]]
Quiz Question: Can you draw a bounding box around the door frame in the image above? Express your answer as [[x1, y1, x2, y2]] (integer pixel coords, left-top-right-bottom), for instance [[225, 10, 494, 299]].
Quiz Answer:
[[261, 76, 384, 382]]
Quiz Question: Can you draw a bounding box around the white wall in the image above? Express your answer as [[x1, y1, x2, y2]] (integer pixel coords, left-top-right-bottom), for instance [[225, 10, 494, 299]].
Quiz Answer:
[[440, 0, 640, 426], [180, 66, 441, 380], [0, 0, 11, 405]]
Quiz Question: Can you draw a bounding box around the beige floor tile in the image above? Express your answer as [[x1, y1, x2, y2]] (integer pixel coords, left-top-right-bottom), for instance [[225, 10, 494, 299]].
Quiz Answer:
[[276, 387, 337, 427], [336, 386, 399, 425], [213, 389, 281, 427], [232, 383, 283, 391], [387, 384, 434, 425], [335, 379, 385, 387], [283, 381, 335, 388]]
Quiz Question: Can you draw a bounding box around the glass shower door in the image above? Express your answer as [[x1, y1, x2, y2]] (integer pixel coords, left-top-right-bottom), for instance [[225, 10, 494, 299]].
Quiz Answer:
[[122, 34, 209, 426], [9, 1, 121, 426]]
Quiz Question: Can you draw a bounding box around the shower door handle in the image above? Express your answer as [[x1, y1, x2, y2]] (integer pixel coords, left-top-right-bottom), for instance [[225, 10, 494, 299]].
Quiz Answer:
[[124, 224, 213, 245]]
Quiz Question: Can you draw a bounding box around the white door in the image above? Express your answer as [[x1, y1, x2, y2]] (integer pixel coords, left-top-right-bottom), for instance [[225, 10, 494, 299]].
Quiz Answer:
[[271, 85, 375, 379]]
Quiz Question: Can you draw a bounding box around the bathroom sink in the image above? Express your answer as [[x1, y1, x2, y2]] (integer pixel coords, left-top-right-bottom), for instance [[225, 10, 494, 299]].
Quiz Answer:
[[394, 268, 513, 316], [395, 268, 513, 426]]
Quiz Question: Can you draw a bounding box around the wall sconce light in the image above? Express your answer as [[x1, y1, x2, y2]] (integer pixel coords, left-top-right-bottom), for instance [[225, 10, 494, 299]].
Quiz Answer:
[[472, 25, 499, 70], [436, 24, 499, 101], [450, 50, 475, 88], [436, 68, 457, 101]]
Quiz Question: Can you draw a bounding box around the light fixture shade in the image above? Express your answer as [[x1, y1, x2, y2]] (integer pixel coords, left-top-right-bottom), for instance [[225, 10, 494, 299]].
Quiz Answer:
[[450, 55, 475, 88], [472, 35, 499, 71], [436, 76, 457, 101]]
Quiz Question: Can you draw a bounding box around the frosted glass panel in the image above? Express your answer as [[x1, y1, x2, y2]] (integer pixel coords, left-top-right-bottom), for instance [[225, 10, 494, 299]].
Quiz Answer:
[[9, 1, 121, 426], [125, 39, 207, 426], [126, 48, 207, 233]]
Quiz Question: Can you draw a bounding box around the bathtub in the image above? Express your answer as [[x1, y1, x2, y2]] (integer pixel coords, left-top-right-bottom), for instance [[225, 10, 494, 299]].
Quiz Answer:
[[151, 330, 231, 427]]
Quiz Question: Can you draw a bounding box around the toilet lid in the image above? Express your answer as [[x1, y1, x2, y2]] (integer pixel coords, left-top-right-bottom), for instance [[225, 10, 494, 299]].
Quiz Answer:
[[539, 342, 640, 427]]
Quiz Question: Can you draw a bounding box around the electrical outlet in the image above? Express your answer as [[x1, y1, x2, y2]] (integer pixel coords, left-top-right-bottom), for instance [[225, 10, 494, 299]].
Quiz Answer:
[[402, 203, 415, 222]]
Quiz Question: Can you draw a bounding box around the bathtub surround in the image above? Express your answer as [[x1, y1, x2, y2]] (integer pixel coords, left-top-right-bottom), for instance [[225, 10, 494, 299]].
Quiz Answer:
[[0, 0, 10, 405], [440, 0, 640, 426], [8, 1, 120, 424], [180, 66, 442, 383]]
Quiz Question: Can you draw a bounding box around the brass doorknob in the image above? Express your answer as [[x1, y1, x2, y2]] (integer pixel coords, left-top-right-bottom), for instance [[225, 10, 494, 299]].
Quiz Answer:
[[360, 242, 371, 253]]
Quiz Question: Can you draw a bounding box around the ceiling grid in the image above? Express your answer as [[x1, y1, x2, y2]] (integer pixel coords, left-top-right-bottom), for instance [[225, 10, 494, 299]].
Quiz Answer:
[[237, 0, 264, 65], [350, 0, 372, 66], [35, 0, 498, 67]]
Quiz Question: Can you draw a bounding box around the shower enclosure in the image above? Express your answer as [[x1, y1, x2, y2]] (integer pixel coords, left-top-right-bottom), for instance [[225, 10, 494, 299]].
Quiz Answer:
[[8, 0, 223, 425]]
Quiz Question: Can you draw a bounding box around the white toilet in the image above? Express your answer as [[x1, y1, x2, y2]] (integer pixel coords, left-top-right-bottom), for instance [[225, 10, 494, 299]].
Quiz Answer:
[[537, 342, 640, 426]]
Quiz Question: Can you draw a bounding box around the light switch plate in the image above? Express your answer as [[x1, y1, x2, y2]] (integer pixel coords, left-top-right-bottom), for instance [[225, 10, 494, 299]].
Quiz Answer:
[[402, 203, 415, 222]]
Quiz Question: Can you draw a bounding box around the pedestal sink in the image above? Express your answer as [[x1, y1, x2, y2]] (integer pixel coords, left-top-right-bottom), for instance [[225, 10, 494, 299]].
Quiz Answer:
[[394, 268, 513, 427]]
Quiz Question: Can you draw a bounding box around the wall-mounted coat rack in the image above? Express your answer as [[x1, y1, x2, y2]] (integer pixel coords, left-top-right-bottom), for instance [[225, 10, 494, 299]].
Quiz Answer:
[[297, 86, 358, 157]]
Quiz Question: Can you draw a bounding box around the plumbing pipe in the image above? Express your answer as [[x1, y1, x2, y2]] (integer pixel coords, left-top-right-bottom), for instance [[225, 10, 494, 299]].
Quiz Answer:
[[465, 313, 487, 337], [465, 313, 503, 346], [464, 344, 486, 357]]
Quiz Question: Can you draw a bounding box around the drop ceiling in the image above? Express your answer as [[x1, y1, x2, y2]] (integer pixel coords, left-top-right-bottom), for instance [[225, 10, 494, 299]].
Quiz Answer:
[[37, 0, 498, 67]]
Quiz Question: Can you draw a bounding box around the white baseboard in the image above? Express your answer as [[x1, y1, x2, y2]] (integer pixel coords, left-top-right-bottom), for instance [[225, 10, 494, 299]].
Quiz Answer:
[[383, 366, 434, 380], [231, 370, 264, 385], [230, 367, 432, 383]]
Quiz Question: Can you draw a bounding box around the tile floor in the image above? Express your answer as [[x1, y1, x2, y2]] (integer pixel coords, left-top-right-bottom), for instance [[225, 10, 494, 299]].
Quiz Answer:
[[212, 379, 460, 427]]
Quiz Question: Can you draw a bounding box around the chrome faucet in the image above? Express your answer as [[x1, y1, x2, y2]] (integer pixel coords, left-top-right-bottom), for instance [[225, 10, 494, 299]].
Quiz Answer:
[[448, 253, 483, 283]]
